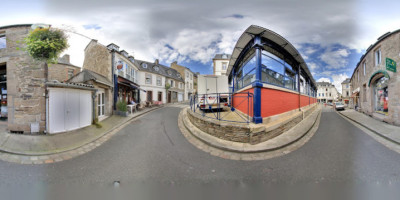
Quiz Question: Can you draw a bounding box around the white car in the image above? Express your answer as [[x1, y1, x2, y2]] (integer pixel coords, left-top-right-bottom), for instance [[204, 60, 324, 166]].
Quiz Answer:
[[334, 102, 345, 111]]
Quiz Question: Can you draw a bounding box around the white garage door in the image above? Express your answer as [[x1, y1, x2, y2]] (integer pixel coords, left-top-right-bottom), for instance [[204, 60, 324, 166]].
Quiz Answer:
[[48, 88, 92, 134], [178, 93, 183, 102]]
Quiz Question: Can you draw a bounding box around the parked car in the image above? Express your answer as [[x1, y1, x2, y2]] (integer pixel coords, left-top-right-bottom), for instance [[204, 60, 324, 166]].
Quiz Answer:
[[334, 102, 345, 111]]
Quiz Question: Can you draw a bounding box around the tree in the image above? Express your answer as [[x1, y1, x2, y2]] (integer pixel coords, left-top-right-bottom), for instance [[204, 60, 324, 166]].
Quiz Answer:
[[24, 27, 69, 82]]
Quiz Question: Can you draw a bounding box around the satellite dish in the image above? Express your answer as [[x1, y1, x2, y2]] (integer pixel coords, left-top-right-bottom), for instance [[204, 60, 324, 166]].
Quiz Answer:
[[31, 23, 50, 30]]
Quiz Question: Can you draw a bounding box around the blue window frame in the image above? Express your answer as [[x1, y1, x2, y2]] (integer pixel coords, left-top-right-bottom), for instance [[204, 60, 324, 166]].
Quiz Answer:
[[261, 51, 296, 90], [0, 34, 6, 49], [235, 54, 256, 91]]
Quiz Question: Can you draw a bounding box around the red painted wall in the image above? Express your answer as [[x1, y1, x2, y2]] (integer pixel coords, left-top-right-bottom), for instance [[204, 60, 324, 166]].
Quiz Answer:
[[233, 87, 317, 118], [232, 89, 254, 117]]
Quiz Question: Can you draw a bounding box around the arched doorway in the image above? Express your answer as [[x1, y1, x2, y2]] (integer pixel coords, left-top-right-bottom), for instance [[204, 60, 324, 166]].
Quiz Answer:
[[373, 76, 389, 114]]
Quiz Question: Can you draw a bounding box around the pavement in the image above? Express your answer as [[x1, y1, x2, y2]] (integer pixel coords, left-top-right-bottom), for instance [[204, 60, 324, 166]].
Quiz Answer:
[[0, 106, 161, 164], [1, 106, 400, 190], [179, 105, 321, 159], [338, 108, 400, 145]]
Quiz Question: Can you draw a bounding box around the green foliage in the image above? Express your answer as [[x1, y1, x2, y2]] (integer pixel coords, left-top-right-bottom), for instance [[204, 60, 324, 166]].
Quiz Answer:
[[92, 118, 103, 128], [116, 100, 128, 112], [24, 28, 69, 64], [165, 82, 171, 91]]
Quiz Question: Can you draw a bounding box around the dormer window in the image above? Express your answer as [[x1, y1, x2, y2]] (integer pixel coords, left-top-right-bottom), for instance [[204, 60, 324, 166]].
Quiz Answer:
[[222, 54, 228, 59], [120, 50, 128, 58], [142, 63, 148, 68], [107, 43, 119, 51], [154, 66, 159, 71], [129, 57, 135, 63], [168, 70, 172, 76], [177, 74, 181, 78]]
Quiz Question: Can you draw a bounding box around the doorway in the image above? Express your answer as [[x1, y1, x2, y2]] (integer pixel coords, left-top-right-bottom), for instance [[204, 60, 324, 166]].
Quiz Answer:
[[168, 91, 171, 103], [158, 91, 162, 101], [146, 91, 153, 102], [97, 91, 105, 117]]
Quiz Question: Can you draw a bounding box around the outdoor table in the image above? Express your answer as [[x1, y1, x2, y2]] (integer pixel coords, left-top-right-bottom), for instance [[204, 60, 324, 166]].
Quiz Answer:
[[127, 104, 136, 114]]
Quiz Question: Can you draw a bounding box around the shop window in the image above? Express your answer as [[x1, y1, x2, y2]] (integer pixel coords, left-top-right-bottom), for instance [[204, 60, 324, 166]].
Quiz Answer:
[[0, 34, 5, 49], [374, 76, 388, 114], [235, 54, 256, 90], [261, 51, 295, 89], [375, 48, 381, 66]]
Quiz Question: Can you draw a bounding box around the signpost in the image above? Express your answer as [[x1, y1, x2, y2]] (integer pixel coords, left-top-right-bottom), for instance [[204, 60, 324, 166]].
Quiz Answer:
[[386, 57, 397, 72]]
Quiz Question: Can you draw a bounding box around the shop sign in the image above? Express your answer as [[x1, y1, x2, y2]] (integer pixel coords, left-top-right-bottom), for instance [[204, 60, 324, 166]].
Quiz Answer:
[[386, 57, 397, 72]]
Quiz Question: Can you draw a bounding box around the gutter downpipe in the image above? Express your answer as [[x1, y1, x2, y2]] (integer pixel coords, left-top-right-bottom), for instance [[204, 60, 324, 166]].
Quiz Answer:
[[298, 65, 301, 111], [252, 35, 263, 124]]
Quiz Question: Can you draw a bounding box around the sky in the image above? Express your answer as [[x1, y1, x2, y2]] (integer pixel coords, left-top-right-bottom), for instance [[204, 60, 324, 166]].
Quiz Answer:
[[1, 0, 400, 93]]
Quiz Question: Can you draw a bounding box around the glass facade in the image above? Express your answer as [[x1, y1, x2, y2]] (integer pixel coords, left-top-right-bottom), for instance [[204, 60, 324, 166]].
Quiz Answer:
[[235, 54, 256, 90], [374, 76, 389, 114]]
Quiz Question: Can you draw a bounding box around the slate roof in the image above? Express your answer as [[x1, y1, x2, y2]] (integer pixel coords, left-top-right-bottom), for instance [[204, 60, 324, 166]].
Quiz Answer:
[[213, 54, 231, 60], [341, 78, 351, 84], [68, 69, 113, 87], [134, 59, 184, 82], [316, 81, 334, 87]]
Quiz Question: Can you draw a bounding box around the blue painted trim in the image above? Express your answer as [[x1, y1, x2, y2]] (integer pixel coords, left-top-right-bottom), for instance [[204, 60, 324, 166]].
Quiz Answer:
[[253, 36, 263, 124], [114, 74, 118, 107]]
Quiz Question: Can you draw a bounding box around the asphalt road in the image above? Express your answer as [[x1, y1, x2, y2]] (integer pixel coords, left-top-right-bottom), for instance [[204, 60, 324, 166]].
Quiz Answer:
[[1, 105, 400, 188]]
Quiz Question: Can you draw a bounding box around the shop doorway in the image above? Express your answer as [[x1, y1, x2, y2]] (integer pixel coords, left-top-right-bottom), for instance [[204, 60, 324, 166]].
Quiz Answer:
[[158, 92, 162, 101], [146, 91, 153, 102], [167, 91, 171, 103], [0, 64, 7, 128], [374, 76, 389, 114]]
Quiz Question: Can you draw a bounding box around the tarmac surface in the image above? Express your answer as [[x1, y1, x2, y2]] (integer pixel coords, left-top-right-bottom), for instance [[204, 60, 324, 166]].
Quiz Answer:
[[1, 105, 400, 191]]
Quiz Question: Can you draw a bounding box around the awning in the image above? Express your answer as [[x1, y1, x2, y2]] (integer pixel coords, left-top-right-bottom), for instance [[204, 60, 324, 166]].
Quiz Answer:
[[118, 81, 146, 92], [351, 92, 359, 98], [368, 70, 390, 87], [352, 87, 360, 94]]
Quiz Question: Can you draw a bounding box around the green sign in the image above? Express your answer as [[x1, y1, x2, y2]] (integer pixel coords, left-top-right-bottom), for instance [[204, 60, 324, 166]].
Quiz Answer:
[[386, 57, 397, 72]]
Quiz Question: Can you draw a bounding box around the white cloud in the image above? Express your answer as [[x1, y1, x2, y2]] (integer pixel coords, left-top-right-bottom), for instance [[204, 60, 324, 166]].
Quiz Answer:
[[317, 77, 331, 82], [331, 73, 349, 93], [320, 47, 350, 69]]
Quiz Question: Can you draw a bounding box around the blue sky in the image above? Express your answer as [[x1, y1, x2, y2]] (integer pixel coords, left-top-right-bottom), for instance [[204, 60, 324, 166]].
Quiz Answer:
[[1, 0, 399, 92]]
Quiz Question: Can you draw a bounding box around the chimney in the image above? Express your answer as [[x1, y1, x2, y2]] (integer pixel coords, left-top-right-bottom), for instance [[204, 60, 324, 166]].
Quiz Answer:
[[60, 54, 70, 63], [172, 61, 177, 65], [155, 59, 159, 65]]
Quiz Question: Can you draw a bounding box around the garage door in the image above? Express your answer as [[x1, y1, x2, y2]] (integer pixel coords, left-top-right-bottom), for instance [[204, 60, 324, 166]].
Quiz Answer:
[[178, 93, 183, 102], [48, 88, 92, 134]]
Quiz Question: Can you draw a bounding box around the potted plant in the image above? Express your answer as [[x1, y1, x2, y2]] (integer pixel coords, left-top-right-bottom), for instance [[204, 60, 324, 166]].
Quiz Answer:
[[116, 100, 129, 117]]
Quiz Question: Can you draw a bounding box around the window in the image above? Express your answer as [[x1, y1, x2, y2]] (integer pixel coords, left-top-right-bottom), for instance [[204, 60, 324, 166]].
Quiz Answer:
[[97, 92, 105, 117], [186, 82, 189, 89], [156, 76, 162, 86], [222, 62, 227, 70], [170, 80, 174, 87], [363, 62, 366, 76], [67, 69, 74, 79], [346, 84, 349, 88], [374, 76, 388, 113], [190, 83, 192, 89], [375, 48, 381, 66], [261, 51, 295, 89], [186, 72, 189, 78], [142, 63, 148, 68], [190, 74, 193, 80], [363, 84, 367, 102], [322, 93, 324, 97], [235, 54, 256, 90], [180, 83, 183, 89], [0, 34, 5, 49], [346, 91, 349, 96], [145, 73, 152, 85], [154, 66, 159, 71]]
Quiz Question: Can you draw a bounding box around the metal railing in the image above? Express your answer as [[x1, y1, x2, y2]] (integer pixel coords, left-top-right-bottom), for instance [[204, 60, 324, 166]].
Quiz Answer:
[[189, 92, 253, 123]]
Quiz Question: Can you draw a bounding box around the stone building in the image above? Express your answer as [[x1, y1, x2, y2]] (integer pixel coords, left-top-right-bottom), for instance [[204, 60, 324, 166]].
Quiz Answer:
[[171, 61, 195, 101], [135, 59, 167, 104], [80, 40, 141, 113], [350, 30, 400, 125], [0, 24, 47, 133], [213, 54, 230, 76], [341, 78, 351, 104], [317, 81, 339, 103], [48, 54, 80, 82]]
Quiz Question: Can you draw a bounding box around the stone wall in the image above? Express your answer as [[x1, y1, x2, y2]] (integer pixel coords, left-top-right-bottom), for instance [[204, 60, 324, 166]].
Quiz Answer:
[[0, 25, 46, 133], [82, 40, 112, 82], [187, 103, 317, 144], [351, 32, 400, 125], [48, 63, 80, 82]]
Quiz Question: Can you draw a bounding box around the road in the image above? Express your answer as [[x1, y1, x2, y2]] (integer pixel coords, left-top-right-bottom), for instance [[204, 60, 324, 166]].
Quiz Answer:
[[1, 105, 400, 187]]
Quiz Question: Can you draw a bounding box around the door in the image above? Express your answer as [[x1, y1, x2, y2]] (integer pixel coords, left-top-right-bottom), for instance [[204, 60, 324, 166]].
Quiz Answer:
[[48, 88, 92, 134], [97, 92, 105, 117], [147, 91, 153, 102], [178, 93, 183, 102], [158, 92, 162, 101], [168, 91, 171, 103]]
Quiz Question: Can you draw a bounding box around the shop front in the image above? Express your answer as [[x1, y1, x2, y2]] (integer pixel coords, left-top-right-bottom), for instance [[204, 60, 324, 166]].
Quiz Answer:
[[369, 72, 390, 115], [117, 77, 141, 103]]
